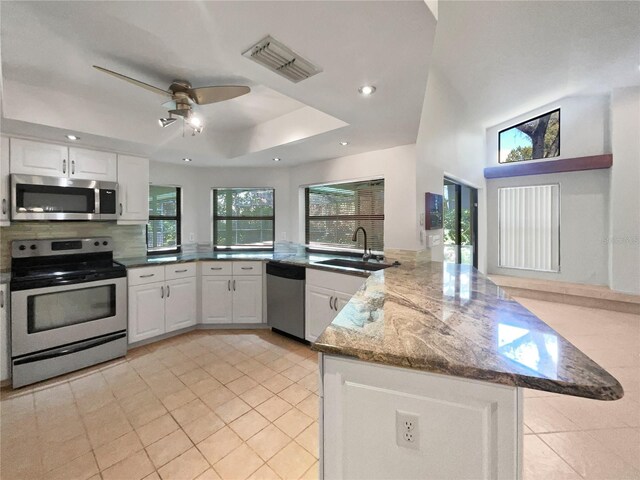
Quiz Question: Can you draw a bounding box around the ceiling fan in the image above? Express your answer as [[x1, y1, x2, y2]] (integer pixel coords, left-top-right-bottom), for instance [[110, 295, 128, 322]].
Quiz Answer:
[[93, 65, 251, 135]]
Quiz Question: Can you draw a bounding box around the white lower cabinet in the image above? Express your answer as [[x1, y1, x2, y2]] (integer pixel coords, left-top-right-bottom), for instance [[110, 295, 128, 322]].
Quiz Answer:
[[128, 265, 196, 344], [129, 282, 165, 343], [305, 269, 367, 342], [200, 262, 263, 325]]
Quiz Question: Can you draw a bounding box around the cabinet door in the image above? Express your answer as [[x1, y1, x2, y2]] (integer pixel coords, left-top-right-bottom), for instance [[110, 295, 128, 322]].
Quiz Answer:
[[128, 282, 165, 344], [201, 276, 233, 324], [117, 155, 149, 224], [69, 148, 117, 181], [334, 291, 354, 315], [10, 138, 68, 177], [165, 277, 197, 332], [305, 284, 335, 342], [0, 284, 9, 382], [232, 275, 263, 324], [1, 137, 10, 225]]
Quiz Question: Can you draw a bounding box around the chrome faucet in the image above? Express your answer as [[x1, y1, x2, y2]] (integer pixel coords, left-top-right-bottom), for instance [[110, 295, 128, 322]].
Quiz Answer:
[[352, 227, 371, 261]]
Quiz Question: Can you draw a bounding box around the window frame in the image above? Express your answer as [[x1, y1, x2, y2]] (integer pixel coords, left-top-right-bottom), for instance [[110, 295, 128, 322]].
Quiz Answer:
[[498, 108, 561, 164], [211, 187, 275, 251], [304, 178, 385, 255], [146, 185, 182, 256]]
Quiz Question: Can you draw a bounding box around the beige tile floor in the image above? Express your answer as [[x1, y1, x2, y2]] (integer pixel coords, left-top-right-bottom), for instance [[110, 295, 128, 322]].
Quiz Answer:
[[0, 298, 638, 480]]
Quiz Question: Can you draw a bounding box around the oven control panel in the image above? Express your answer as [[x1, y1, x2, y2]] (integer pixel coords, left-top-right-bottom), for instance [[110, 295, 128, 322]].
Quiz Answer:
[[12, 237, 113, 258]]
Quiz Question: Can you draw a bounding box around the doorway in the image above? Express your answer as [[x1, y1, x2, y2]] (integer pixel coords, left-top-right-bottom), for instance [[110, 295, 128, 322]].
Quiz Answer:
[[443, 178, 478, 268]]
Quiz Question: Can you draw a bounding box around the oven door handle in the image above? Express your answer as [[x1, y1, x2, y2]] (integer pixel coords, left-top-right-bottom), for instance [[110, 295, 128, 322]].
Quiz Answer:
[[13, 331, 127, 366]]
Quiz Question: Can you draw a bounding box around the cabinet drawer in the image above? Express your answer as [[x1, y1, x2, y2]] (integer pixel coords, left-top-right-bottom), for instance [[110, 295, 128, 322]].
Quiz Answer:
[[306, 268, 366, 295], [128, 266, 165, 286], [200, 261, 233, 276], [232, 261, 262, 276], [165, 263, 196, 280]]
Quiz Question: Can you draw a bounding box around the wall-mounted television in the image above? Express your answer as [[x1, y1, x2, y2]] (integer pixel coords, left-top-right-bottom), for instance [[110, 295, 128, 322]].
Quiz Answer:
[[425, 192, 443, 230]]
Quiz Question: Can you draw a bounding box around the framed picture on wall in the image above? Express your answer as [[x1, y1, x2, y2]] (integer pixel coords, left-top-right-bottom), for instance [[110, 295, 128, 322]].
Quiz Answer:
[[425, 192, 443, 230]]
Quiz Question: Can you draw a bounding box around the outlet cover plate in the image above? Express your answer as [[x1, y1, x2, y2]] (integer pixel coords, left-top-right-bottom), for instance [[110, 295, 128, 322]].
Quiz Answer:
[[396, 410, 420, 450]]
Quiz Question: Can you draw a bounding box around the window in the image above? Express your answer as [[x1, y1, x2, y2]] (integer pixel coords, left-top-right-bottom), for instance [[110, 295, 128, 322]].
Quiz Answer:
[[305, 179, 384, 253], [499, 184, 560, 272], [499, 109, 560, 163], [213, 188, 274, 250], [147, 185, 181, 254]]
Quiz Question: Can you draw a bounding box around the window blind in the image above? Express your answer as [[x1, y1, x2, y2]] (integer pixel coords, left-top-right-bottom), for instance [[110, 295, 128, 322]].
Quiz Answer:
[[147, 185, 181, 253], [213, 188, 274, 250], [305, 180, 384, 252], [499, 184, 560, 271]]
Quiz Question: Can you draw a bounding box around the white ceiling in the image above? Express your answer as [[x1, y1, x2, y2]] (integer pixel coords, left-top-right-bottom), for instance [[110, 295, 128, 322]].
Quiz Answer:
[[0, 1, 436, 167], [433, 0, 640, 128]]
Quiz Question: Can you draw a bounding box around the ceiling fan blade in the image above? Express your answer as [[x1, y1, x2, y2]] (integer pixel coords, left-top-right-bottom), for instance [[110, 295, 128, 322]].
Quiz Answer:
[[93, 65, 171, 97], [188, 85, 250, 105]]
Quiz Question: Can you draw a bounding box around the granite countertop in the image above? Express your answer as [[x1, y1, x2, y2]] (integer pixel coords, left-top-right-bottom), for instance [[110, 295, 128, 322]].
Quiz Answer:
[[116, 251, 373, 277], [312, 261, 624, 401]]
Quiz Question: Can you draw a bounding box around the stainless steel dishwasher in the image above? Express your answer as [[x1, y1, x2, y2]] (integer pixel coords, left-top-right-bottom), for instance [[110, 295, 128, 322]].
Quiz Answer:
[[266, 262, 305, 341]]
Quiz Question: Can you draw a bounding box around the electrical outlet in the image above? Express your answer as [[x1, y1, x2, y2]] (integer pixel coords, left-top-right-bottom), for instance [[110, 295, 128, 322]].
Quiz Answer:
[[396, 410, 420, 449]]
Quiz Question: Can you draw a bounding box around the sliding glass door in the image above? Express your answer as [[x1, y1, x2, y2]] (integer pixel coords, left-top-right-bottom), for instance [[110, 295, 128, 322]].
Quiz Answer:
[[443, 179, 478, 268]]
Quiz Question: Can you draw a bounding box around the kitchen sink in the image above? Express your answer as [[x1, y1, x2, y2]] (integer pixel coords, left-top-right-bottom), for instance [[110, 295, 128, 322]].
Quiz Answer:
[[314, 258, 394, 271]]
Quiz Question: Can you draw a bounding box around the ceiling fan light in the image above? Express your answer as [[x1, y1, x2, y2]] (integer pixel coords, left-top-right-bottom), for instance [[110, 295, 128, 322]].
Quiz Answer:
[[159, 117, 177, 128]]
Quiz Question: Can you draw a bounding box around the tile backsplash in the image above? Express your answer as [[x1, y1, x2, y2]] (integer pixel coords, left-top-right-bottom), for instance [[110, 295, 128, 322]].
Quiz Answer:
[[0, 222, 146, 270]]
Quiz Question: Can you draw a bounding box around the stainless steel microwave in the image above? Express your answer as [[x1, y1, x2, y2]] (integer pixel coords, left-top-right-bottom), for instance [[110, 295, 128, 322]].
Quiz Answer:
[[11, 174, 118, 221]]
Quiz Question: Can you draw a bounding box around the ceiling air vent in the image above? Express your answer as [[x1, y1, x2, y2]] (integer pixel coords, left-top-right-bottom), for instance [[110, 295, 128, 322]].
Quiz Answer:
[[242, 35, 322, 83]]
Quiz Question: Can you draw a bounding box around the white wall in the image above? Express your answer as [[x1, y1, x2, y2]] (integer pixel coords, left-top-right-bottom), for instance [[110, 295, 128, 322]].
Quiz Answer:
[[609, 87, 640, 294], [415, 67, 487, 270], [288, 144, 420, 251], [149, 161, 291, 247], [486, 95, 610, 166]]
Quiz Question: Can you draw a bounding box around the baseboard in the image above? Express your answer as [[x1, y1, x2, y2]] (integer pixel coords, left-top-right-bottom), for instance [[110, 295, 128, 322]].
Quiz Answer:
[[127, 323, 271, 349]]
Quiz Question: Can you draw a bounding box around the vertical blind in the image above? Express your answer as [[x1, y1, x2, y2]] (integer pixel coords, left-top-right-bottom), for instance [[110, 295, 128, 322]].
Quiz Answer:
[[499, 184, 560, 271], [305, 180, 385, 252]]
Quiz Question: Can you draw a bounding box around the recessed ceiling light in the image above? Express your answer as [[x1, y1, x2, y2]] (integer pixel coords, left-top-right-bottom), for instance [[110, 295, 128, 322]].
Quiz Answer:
[[339, 141, 349, 146], [65, 134, 79, 141], [273, 157, 281, 162], [358, 85, 376, 96], [183, 158, 192, 162]]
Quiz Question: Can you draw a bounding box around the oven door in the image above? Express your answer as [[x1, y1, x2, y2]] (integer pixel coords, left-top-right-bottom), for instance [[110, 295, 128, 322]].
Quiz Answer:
[[11, 174, 100, 221], [11, 276, 127, 357]]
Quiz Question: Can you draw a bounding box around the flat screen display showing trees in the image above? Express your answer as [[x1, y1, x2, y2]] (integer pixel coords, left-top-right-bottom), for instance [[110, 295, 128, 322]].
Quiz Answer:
[[499, 109, 560, 163]]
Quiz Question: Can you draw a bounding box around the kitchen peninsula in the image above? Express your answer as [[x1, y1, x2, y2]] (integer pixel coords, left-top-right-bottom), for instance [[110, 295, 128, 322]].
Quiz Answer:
[[313, 261, 623, 479]]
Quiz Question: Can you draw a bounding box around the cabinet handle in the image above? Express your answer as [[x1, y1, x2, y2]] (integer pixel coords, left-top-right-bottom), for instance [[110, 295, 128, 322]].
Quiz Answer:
[[71, 160, 75, 175], [329, 296, 334, 310], [241, 267, 253, 270], [175, 269, 188, 273], [1, 198, 6, 215], [161, 286, 164, 298], [62, 159, 66, 174], [119, 203, 123, 216], [333, 297, 338, 311], [228, 280, 231, 291], [140, 274, 155, 278], [233, 280, 236, 291], [211, 267, 223, 270], [167, 285, 170, 297], [0, 290, 4, 309]]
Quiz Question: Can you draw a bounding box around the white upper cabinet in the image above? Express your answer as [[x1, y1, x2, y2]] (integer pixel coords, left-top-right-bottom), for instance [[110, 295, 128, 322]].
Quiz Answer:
[[117, 155, 149, 224], [1, 137, 10, 226], [10, 138, 68, 177], [68, 147, 117, 181]]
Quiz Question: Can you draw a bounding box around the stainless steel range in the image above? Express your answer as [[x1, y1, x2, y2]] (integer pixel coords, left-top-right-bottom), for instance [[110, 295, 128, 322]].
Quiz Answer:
[[10, 237, 127, 388]]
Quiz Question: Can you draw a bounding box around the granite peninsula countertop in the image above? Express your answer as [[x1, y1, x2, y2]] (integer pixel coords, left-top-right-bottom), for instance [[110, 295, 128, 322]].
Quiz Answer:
[[116, 251, 372, 277], [312, 261, 624, 401]]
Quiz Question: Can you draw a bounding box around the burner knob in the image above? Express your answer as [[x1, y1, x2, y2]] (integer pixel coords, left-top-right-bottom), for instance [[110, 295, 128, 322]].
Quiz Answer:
[[103, 241, 108, 246], [94, 241, 100, 246], [18, 245, 26, 251], [30, 244, 37, 250]]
